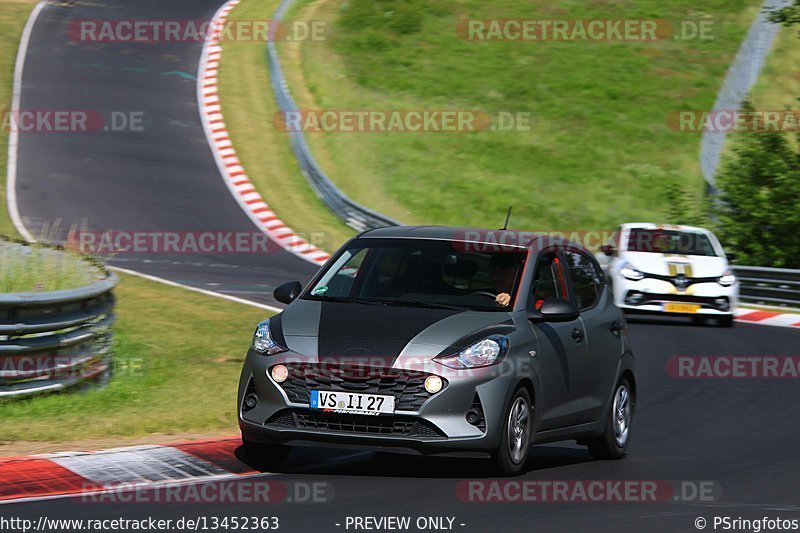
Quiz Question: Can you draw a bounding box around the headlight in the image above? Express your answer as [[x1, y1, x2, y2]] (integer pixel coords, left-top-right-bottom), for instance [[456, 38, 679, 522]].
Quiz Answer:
[[434, 335, 509, 370], [620, 262, 644, 281], [252, 319, 288, 355], [718, 269, 736, 287]]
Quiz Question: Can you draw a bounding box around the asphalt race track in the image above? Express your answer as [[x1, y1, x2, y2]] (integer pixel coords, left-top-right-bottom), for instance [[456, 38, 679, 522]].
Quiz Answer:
[[15, 0, 318, 307], [8, 1, 800, 532], [6, 321, 800, 531]]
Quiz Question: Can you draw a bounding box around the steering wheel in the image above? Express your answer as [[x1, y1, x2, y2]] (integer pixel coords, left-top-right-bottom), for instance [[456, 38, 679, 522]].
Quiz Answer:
[[469, 290, 498, 301]]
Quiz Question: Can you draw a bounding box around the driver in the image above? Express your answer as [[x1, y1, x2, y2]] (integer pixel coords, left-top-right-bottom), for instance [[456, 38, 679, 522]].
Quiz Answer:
[[489, 254, 518, 307]]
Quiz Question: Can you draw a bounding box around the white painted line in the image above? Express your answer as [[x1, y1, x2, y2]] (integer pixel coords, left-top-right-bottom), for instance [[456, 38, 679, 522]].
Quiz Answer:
[[109, 266, 281, 313], [6, 0, 47, 243]]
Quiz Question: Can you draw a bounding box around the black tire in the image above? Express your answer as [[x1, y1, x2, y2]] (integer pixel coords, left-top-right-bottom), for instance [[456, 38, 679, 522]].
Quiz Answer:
[[586, 378, 633, 460], [491, 387, 533, 476], [718, 315, 734, 328], [241, 437, 291, 470]]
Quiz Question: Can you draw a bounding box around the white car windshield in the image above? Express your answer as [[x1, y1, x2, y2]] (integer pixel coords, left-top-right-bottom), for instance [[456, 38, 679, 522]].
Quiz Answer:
[[626, 229, 719, 257], [304, 239, 526, 312]]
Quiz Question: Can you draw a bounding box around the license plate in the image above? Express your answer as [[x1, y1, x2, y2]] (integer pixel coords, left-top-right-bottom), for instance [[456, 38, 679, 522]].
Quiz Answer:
[[310, 390, 395, 416], [664, 303, 700, 314]]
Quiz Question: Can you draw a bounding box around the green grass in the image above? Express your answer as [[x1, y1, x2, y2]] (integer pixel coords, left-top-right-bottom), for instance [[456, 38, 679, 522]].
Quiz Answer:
[[0, 0, 35, 238], [276, 0, 762, 232], [0, 240, 103, 292], [748, 25, 800, 108], [744, 24, 800, 149], [216, 0, 354, 252], [0, 0, 269, 452], [0, 273, 269, 445]]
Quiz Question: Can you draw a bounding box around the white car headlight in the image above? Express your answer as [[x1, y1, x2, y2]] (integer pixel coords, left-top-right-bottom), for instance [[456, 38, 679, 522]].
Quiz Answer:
[[435, 335, 509, 370], [252, 319, 288, 355], [620, 262, 644, 281], [718, 269, 736, 287]]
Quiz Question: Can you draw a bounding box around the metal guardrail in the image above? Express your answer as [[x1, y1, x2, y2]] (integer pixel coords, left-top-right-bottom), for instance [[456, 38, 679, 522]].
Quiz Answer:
[[262, 2, 800, 308], [0, 273, 118, 398], [700, 0, 791, 191], [267, 0, 400, 232], [733, 266, 800, 308]]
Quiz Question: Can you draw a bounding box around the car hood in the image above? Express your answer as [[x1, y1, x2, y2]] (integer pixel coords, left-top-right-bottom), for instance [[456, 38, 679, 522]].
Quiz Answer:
[[274, 298, 514, 366], [621, 252, 728, 277]]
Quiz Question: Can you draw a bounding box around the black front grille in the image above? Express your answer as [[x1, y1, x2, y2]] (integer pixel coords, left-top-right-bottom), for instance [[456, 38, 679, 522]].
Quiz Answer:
[[627, 292, 728, 308], [642, 273, 719, 287], [276, 363, 445, 412], [268, 410, 445, 439]]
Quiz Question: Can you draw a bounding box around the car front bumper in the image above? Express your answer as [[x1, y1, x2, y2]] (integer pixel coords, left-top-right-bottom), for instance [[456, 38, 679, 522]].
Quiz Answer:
[[611, 276, 739, 316], [237, 349, 518, 455]]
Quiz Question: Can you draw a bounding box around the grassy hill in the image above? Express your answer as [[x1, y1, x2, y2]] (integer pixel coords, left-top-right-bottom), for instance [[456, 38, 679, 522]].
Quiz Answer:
[[276, 0, 761, 235]]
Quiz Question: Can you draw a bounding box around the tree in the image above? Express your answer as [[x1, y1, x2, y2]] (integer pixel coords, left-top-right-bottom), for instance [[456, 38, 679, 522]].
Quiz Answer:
[[713, 101, 800, 267], [768, 1, 800, 32]]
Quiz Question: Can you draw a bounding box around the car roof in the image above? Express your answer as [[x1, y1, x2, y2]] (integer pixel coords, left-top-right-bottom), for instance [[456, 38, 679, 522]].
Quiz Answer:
[[358, 225, 538, 247], [620, 222, 711, 234], [357, 225, 589, 252]]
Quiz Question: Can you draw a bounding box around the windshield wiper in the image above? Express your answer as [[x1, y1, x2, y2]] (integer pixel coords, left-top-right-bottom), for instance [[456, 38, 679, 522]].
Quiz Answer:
[[372, 299, 467, 311], [306, 296, 382, 305]]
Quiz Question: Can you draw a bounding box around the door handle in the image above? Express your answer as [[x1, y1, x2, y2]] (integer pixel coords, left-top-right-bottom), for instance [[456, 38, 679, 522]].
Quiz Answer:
[[571, 328, 584, 343], [610, 320, 624, 333]]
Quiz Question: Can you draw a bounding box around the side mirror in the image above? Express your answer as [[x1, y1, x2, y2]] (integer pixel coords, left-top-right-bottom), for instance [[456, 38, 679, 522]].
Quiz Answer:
[[600, 244, 615, 256], [726, 252, 737, 263], [274, 281, 302, 304], [528, 298, 580, 322]]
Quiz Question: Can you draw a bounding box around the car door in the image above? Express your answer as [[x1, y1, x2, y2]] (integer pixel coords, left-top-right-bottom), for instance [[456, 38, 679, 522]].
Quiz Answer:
[[564, 250, 623, 423], [528, 250, 588, 431]]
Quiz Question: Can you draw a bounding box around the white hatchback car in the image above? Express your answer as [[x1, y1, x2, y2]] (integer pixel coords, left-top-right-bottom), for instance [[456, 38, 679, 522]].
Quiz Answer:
[[599, 223, 738, 326]]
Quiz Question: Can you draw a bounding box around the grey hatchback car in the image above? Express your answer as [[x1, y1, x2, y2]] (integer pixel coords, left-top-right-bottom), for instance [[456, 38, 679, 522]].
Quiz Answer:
[[238, 226, 636, 474]]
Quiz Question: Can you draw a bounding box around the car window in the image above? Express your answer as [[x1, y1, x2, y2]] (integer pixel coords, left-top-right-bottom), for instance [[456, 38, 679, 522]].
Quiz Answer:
[[312, 247, 367, 296], [566, 251, 601, 310], [531, 253, 568, 310], [305, 239, 526, 312], [626, 229, 719, 257]]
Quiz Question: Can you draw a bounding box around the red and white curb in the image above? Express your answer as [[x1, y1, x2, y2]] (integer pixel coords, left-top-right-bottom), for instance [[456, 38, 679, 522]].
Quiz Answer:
[[197, 0, 331, 266], [0, 438, 256, 504], [735, 307, 800, 329]]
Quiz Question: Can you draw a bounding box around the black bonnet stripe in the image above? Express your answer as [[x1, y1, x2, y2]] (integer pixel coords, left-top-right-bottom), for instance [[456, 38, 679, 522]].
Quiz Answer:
[[317, 302, 460, 367]]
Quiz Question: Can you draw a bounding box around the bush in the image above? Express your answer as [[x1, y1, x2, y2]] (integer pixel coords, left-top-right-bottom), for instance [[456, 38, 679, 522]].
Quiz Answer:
[[713, 101, 800, 267]]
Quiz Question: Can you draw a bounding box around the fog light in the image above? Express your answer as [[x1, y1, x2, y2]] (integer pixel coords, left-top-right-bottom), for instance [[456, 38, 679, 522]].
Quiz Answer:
[[715, 298, 729, 311], [424, 375, 443, 394], [625, 292, 644, 306], [466, 409, 481, 425], [271, 364, 288, 383], [244, 394, 258, 409]]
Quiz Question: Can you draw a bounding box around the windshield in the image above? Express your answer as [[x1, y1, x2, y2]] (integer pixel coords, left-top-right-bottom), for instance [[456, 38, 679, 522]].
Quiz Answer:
[[627, 229, 719, 257], [304, 238, 527, 312]]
